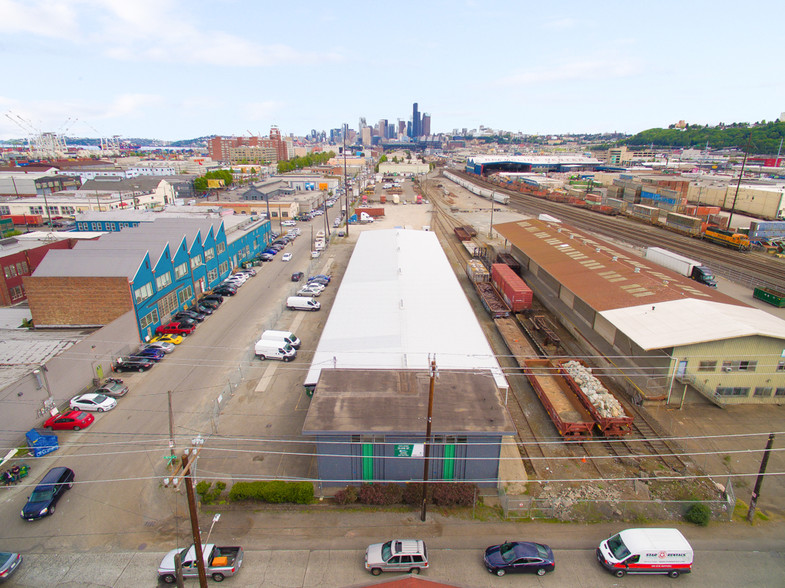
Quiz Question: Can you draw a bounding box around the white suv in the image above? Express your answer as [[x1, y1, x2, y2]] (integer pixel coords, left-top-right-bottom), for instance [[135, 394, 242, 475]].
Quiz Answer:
[[365, 539, 429, 576]]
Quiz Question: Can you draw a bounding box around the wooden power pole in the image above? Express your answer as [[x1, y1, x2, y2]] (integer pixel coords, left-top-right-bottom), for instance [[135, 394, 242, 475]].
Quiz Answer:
[[420, 356, 437, 522]]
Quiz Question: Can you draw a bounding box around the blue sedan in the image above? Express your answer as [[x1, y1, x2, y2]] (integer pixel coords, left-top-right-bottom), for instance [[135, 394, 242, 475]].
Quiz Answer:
[[483, 541, 555, 577], [133, 347, 165, 362]]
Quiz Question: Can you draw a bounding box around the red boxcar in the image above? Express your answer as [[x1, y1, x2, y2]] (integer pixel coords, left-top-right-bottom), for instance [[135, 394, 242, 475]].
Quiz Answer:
[[491, 263, 532, 312]]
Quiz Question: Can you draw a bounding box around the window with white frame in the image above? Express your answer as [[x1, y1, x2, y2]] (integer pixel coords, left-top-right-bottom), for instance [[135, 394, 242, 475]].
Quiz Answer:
[[140, 309, 159, 330], [217, 242, 226, 254], [219, 261, 228, 275], [716, 387, 750, 397], [134, 282, 154, 303], [174, 262, 188, 279], [207, 269, 218, 283], [204, 248, 215, 261], [190, 255, 203, 270], [9, 285, 23, 300], [30, 206, 43, 215], [158, 291, 178, 317], [4, 265, 17, 279], [16, 261, 28, 275], [0, 206, 10, 215], [177, 285, 193, 305], [156, 271, 172, 290]]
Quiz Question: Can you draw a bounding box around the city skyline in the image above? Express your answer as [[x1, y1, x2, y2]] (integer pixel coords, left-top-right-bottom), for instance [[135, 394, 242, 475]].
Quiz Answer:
[[0, 0, 782, 142]]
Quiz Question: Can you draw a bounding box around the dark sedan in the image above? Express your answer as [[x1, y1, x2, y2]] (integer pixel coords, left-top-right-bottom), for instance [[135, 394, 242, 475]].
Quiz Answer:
[[134, 347, 165, 362], [20, 466, 75, 521], [195, 304, 214, 315], [483, 541, 555, 577], [173, 310, 206, 322], [113, 356, 155, 372], [212, 286, 237, 296], [291, 272, 304, 282], [199, 298, 221, 310]]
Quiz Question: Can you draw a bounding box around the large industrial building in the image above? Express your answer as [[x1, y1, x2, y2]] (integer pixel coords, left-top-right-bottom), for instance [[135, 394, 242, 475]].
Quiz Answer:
[[493, 218, 785, 405], [466, 154, 602, 176], [25, 214, 270, 341], [302, 229, 514, 485]]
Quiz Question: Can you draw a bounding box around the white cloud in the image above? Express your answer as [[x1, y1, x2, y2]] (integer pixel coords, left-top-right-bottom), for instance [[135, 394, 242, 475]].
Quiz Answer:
[[541, 18, 580, 31], [497, 58, 642, 87], [0, 0, 80, 38], [0, 0, 343, 67]]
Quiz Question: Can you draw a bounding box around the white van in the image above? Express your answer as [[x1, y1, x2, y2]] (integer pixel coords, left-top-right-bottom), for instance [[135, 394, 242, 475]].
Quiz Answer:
[[261, 330, 301, 349], [286, 296, 321, 311], [254, 340, 296, 361], [596, 528, 693, 578]]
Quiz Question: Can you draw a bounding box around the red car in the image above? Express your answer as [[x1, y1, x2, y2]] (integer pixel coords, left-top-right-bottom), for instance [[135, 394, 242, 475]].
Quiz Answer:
[[155, 322, 195, 336], [44, 410, 94, 431]]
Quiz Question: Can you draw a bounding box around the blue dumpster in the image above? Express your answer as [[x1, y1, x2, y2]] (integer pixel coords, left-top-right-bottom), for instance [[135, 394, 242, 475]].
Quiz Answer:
[[25, 429, 59, 457]]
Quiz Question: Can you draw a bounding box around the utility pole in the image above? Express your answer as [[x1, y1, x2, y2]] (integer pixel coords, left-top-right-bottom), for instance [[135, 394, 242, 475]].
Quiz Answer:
[[420, 356, 437, 522], [168, 390, 176, 461], [747, 433, 775, 523], [181, 449, 208, 588], [343, 124, 349, 237], [163, 439, 206, 588], [728, 133, 752, 229]]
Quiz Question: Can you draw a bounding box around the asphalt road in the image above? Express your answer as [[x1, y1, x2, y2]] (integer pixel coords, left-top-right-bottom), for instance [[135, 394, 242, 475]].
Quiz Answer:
[[0, 203, 344, 555]]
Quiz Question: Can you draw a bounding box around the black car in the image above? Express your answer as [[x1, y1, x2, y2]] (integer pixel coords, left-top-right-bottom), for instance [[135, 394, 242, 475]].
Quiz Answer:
[[201, 294, 223, 304], [199, 298, 221, 310], [175, 317, 198, 328], [195, 304, 214, 315], [174, 310, 206, 322], [291, 272, 304, 282], [307, 277, 329, 287], [212, 286, 237, 296], [483, 541, 555, 577], [113, 356, 154, 372], [20, 466, 75, 521]]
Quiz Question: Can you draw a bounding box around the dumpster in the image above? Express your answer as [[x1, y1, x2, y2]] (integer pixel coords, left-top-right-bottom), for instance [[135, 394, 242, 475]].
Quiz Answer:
[[25, 429, 59, 457]]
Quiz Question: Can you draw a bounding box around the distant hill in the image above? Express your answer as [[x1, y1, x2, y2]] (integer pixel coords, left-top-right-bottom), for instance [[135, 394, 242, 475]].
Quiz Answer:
[[623, 121, 785, 154]]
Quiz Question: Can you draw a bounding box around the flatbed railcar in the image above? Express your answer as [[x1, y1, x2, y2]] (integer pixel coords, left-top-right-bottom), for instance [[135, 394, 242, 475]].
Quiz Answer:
[[523, 359, 595, 440]]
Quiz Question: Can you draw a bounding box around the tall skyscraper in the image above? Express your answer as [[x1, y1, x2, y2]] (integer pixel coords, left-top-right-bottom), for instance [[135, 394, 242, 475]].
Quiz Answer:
[[412, 103, 420, 138], [421, 114, 431, 137]]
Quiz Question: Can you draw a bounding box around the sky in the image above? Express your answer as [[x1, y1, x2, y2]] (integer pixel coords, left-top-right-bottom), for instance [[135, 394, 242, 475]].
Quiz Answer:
[[0, 0, 782, 142]]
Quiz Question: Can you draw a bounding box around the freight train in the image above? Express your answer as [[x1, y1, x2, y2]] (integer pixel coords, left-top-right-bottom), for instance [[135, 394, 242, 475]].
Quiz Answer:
[[443, 171, 510, 204], [455, 170, 755, 252]]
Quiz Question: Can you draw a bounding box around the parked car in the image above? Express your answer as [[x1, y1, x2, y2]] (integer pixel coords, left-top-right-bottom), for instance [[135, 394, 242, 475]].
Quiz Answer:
[[194, 304, 214, 315], [0, 551, 23, 581], [297, 285, 322, 297], [158, 544, 244, 584], [143, 341, 175, 354], [260, 253, 275, 261], [365, 540, 429, 575], [43, 410, 94, 431], [70, 393, 117, 412], [156, 322, 195, 336], [174, 310, 206, 322], [175, 317, 198, 329], [20, 466, 75, 521], [113, 356, 155, 372], [134, 347, 166, 362], [483, 541, 555, 577], [281, 253, 293, 262], [309, 274, 332, 283], [198, 299, 221, 311], [307, 278, 329, 288], [200, 293, 223, 304], [291, 271, 304, 282], [94, 379, 129, 397], [281, 220, 296, 226], [151, 333, 184, 345], [311, 251, 321, 258], [238, 267, 256, 277], [212, 286, 237, 297]]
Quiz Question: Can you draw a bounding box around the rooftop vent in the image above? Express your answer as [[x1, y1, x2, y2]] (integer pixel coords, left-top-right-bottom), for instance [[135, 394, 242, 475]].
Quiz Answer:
[[634, 267, 640, 273]]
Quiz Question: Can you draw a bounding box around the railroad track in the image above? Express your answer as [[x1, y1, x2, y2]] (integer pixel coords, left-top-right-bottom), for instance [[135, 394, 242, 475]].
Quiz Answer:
[[429, 177, 697, 482], [447, 170, 785, 290]]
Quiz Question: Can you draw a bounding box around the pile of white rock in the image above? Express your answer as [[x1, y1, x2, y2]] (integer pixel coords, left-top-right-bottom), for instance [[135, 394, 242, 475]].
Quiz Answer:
[[562, 360, 626, 419]]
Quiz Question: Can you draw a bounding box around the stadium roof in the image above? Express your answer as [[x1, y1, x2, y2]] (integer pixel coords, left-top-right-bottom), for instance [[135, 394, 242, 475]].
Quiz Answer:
[[304, 229, 508, 390]]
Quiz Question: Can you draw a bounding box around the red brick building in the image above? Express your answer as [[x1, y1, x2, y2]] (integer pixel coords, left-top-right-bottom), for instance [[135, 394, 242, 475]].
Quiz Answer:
[[208, 127, 289, 164], [0, 235, 81, 306]]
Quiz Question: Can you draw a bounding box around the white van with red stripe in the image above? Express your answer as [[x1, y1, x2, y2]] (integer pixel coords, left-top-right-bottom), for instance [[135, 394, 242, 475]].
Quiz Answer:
[[597, 528, 693, 578]]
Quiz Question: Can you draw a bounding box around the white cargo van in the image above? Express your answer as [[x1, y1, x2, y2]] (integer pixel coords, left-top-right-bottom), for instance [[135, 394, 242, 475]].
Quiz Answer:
[[286, 296, 321, 311], [597, 528, 693, 578], [261, 330, 301, 349], [254, 340, 296, 361]]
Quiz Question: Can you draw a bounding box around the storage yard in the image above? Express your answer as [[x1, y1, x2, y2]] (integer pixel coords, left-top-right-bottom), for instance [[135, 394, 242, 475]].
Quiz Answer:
[[423, 170, 783, 519]]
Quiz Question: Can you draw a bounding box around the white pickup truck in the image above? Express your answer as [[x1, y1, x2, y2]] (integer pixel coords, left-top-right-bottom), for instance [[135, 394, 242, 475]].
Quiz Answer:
[[158, 543, 243, 583]]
